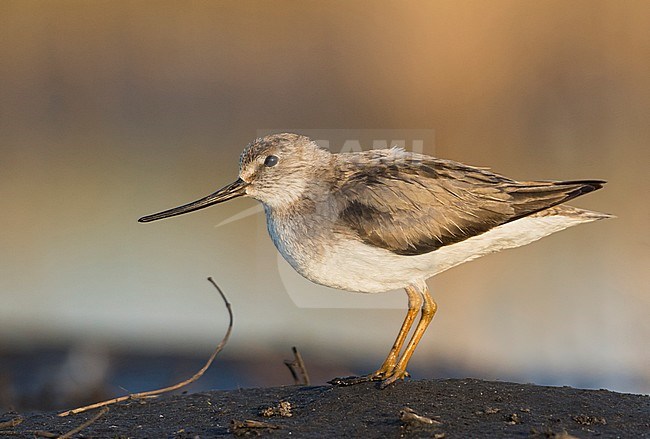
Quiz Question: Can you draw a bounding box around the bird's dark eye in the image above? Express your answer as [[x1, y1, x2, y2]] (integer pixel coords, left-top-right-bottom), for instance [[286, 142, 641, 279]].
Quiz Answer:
[[264, 155, 279, 167]]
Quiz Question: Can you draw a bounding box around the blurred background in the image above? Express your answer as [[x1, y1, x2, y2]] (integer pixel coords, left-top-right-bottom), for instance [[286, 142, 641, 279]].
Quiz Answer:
[[1, 0, 648, 410]]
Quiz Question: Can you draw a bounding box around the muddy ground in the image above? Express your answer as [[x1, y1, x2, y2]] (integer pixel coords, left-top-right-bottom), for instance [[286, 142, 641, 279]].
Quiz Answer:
[[1, 378, 648, 438]]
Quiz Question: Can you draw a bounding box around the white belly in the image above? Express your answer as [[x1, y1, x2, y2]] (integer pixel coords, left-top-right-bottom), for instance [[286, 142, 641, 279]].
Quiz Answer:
[[286, 212, 601, 293], [266, 204, 604, 294]]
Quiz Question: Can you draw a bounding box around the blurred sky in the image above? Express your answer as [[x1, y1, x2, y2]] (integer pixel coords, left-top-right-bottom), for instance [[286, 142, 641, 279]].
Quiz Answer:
[[1, 1, 649, 394]]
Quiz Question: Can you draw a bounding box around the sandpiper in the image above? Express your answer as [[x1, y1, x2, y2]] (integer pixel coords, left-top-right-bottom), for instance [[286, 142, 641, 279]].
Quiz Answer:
[[139, 133, 611, 387]]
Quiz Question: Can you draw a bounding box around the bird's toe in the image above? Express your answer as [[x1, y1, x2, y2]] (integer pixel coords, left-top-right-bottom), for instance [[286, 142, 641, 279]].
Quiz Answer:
[[378, 369, 409, 388]]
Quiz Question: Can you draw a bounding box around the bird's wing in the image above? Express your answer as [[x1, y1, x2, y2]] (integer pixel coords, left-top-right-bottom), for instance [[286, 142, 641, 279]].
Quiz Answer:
[[336, 151, 604, 255]]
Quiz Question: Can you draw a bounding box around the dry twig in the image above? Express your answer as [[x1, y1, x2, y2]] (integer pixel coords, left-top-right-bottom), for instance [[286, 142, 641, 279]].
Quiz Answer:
[[0, 417, 23, 429], [283, 346, 310, 385], [59, 406, 109, 439], [230, 419, 280, 435], [58, 277, 233, 417], [33, 431, 58, 438]]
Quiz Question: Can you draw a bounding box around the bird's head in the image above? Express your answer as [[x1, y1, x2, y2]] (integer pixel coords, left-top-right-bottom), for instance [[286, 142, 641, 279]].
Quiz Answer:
[[138, 133, 330, 223]]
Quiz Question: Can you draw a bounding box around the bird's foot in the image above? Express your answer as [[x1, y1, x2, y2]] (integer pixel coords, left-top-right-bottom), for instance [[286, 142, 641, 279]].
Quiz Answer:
[[328, 368, 409, 388], [327, 373, 382, 386]]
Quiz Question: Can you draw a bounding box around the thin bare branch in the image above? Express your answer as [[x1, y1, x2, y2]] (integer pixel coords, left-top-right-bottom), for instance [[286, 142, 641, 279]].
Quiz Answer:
[[58, 277, 233, 417], [283, 346, 310, 385], [293, 346, 310, 385], [59, 407, 109, 439]]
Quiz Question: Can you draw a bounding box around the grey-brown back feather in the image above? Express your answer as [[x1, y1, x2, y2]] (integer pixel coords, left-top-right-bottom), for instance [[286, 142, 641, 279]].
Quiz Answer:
[[337, 154, 605, 256]]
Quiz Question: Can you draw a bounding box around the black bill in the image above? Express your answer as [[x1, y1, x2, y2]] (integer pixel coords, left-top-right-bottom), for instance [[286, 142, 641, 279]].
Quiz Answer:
[[138, 178, 249, 223]]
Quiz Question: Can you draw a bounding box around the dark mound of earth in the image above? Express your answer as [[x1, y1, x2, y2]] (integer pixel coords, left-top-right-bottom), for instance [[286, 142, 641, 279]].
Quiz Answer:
[[2, 378, 648, 438]]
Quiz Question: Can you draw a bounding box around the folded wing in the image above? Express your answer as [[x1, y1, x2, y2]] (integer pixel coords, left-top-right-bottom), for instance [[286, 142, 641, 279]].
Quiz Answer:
[[337, 152, 604, 256]]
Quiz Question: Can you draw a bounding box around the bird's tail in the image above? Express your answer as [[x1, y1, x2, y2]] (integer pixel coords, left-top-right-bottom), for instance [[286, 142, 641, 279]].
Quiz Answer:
[[506, 179, 611, 222]]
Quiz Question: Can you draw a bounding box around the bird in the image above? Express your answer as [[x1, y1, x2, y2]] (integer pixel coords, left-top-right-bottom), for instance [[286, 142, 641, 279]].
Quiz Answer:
[[139, 133, 611, 387]]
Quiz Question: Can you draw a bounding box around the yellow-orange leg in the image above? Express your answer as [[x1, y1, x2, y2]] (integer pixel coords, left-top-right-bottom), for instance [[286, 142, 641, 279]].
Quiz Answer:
[[329, 284, 436, 387], [371, 285, 422, 377], [381, 284, 437, 387]]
